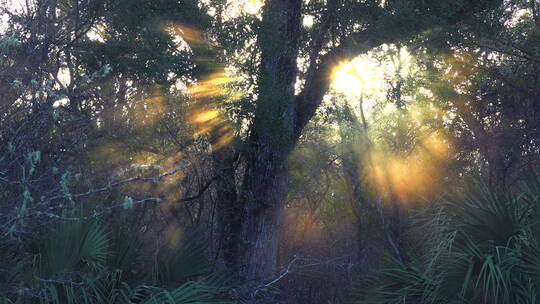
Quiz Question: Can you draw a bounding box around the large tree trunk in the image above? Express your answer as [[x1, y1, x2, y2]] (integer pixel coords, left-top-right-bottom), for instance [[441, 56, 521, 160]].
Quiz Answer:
[[238, 159, 289, 281], [235, 0, 302, 282], [230, 0, 384, 282]]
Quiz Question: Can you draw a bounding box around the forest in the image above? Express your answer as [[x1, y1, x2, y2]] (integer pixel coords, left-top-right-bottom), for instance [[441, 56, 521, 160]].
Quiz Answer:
[[1, 0, 540, 303]]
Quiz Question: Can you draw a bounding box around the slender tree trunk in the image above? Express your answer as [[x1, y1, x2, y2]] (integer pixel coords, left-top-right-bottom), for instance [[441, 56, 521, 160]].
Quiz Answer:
[[211, 143, 241, 269]]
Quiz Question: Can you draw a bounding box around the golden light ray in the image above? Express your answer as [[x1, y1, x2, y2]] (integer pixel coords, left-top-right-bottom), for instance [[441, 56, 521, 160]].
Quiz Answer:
[[187, 72, 240, 150], [192, 109, 219, 124], [282, 205, 321, 243], [365, 131, 453, 204], [422, 132, 452, 160], [165, 23, 203, 44], [330, 46, 454, 204]]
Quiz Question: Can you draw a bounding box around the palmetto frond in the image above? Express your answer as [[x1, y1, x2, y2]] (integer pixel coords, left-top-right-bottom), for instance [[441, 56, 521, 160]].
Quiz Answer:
[[354, 173, 540, 304], [19, 220, 237, 304]]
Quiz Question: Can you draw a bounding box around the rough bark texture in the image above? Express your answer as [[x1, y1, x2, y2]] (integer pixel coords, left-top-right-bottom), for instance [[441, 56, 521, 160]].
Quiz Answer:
[[237, 0, 302, 282], [233, 1, 389, 282]]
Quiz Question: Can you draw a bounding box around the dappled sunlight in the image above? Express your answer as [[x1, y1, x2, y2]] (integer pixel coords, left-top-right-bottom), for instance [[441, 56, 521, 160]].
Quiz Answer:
[[329, 46, 456, 204], [3, 0, 537, 301], [187, 72, 241, 150], [205, 0, 263, 19], [164, 23, 203, 46], [330, 46, 415, 118], [441, 52, 477, 89]]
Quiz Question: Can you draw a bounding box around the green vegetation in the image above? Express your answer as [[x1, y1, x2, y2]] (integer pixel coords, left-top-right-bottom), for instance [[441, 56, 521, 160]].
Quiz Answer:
[[354, 175, 540, 304], [1, 215, 236, 303], [2, 0, 540, 302]]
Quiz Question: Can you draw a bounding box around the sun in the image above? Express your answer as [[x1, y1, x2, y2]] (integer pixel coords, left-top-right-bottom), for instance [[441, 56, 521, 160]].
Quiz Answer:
[[244, 0, 263, 14], [330, 55, 388, 119], [332, 63, 362, 96], [331, 56, 387, 99], [331, 46, 414, 99]]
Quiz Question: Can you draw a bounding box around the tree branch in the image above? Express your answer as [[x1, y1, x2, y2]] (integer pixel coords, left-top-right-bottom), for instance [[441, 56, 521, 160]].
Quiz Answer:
[[295, 29, 388, 136], [177, 175, 219, 202]]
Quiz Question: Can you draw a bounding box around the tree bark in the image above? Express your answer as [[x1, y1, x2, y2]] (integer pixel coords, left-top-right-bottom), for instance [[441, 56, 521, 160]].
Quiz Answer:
[[211, 142, 241, 269], [235, 0, 302, 282]]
